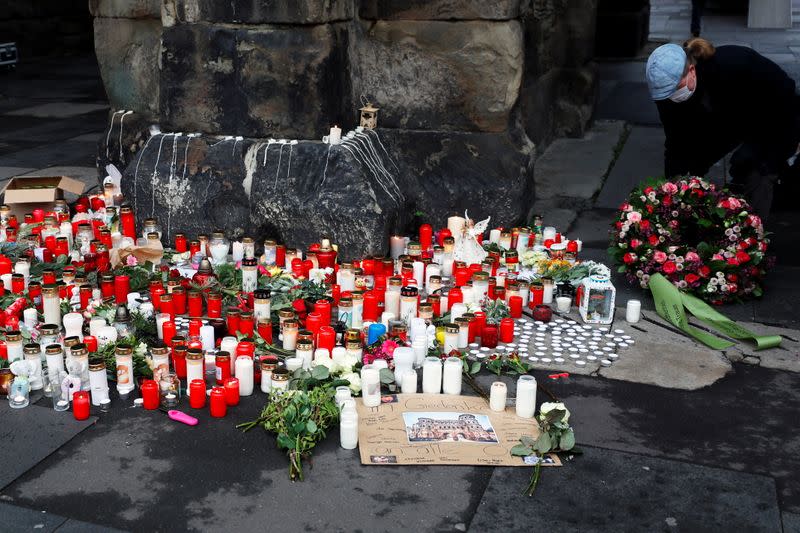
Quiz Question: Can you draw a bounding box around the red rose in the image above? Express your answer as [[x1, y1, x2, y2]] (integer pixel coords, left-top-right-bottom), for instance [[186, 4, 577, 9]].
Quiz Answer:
[[644, 186, 654, 195], [292, 299, 306, 313], [630, 239, 642, 249], [727, 258, 740, 266], [662, 261, 677, 274], [623, 253, 635, 264], [615, 221, 623, 229], [726, 273, 738, 282], [640, 220, 651, 231], [662, 196, 672, 207], [648, 235, 659, 246], [735, 251, 750, 264], [685, 273, 699, 285], [646, 205, 654, 214], [698, 265, 711, 277]]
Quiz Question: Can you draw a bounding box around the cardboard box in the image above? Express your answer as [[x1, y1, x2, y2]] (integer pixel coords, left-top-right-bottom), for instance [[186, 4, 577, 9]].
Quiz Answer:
[[1, 176, 86, 218]]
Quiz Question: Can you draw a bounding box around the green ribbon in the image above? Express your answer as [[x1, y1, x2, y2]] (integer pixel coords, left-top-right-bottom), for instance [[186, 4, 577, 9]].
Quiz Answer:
[[648, 273, 781, 351]]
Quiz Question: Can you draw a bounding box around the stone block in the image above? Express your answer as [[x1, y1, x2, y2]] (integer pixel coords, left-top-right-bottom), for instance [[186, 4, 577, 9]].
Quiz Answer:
[[160, 23, 352, 139], [88, 0, 161, 19], [94, 18, 161, 118], [173, 0, 352, 24], [351, 20, 523, 133], [359, 0, 520, 20]]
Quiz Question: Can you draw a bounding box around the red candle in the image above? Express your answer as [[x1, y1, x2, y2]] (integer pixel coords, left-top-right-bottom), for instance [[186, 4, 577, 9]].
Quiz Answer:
[[0, 340, 7, 360], [188, 318, 202, 338], [114, 275, 130, 305], [419, 224, 433, 251], [172, 346, 187, 379], [306, 312, 322, 341], [226, 309, 240, 336], [215, 353, 231, 385], [210, 387, 227, 418], [447, 287, 463, 311], [236, 340, 255, 358], [189, 240, 201, 257], [84, 336, 98, 353], [32, 208, 45, 223], [317, 326, 336, 353], [174, 233, 188, 253], [275, 244, 286, 268], [330, 284, 341, 305], [172, 288, 186, 315], [224, 377, 240, 406], [207, 293, 222, 319], [0, 255, 12, 275], [11, 274, 24, 294], [257, 319, 273, 344], [187, 291, 203, 318], [454, 269, 470, 288], [151, 286, 165, 313], [481, 324, 499, 348], [189, 379, 206, 408], [162, 321, 176, 346], [529, 285, 544, 308], [42, 269, 57, 285], [473, 311, 486, 338], [314, 300, 331, 326], [428, 294, 441, 317], [291, 258, 304, 278], [72, 391, 90, 420], [437, 228, 452, 247], [120, 207, 136, 239], [509, 295, 523, 318], [239, 313, 254, 337], [160, 294, 175, 320], [140, 380, 160, 410], [362, 291, 378, 322], [302, 259, 313, 279], [499, 318, 515, 343]]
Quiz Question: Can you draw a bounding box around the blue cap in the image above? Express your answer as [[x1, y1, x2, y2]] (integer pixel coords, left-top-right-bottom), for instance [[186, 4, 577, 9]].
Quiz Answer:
[[646, 44, 687, 100]]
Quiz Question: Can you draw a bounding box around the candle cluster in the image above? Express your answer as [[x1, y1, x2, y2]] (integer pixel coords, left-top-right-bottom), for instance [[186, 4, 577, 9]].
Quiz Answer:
[[0, 183, 614, 453]]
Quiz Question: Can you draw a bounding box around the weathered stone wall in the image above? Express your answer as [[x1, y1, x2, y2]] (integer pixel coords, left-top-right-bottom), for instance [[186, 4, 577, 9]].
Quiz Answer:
[[94, 0, 597, 254]]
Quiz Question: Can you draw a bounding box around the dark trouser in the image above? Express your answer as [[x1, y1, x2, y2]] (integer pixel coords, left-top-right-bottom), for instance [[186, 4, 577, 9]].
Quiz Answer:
[[728, 144, 780, 222], [691, 0, 706, 34]]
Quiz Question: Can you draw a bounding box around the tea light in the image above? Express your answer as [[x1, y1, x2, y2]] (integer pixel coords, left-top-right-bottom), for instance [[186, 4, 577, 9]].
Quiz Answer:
[[556, 297, 571, 313], [600, 359, 613, 367], [285, 357, 303, 372], [575, 360, 587, 368]]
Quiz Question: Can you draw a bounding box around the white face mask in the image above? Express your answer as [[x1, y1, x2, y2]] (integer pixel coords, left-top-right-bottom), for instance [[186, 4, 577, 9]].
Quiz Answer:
[[669, 85, 694, 103]]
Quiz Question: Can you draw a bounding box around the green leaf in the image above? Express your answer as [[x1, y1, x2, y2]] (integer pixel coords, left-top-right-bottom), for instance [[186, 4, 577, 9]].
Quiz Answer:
[[311, 365, 330, 380], [510, 444, 534, 457], [379, 368, 395, 384], [559, 429, 575, 451], [292, 421, 307, 435], [697, 218, 713, 228], [470, 361, 482, 375], [520, 435, 536, 448], [306, 420, 318, 434], [277, 434, 296, 450], [534, 432, 552, 454], [617, 265, 628, 273]]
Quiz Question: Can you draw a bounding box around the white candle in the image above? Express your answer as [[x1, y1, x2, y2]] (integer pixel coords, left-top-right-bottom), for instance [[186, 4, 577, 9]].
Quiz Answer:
[[43, 288, 61, 327], [489, 229, 501, 244], [450, 303, 466, 322], [45, 347, 65, 378], [337, 269, 355, 292], [372, 358, 389, 371], [14, 260, 30, 284], [1, 273, 12, 291], [515, 375, 537, 419], [442, 356, 462, 395], [96, 325, 118, 348], [23, 307, 38, 329], [400, 369, 417, 393], [200, 325, 215, 352], [235, 356, 254, 396], [89, 317, 107, 337], [282, 326, 298, 351], [231, 241, 245, 262], [456, 322, 469, 349], [329, 125, 342, 145], [331, 346, 347, 365], [392, 347, 415, 384], [314, 348, 331, 362], [296, 344, 313, 370], [59, 221, 74, 248], [115, 351, 134, 395], [209, 242, 229, 265], [626, 299, 641, 323], [556, 297, 571, 313], [447, 216, 466, 236], [412, 261, 424, 286], [156, 313, 171, 341], [89, 369, 110, 406], [384, 290, 400, 317], [389, 236, 405, 260], [490, 381, 507, 411], [422, 356, 442, 394], [285, 357, 303, 372], [412, 337, 428, 367], [220, 337, 238, 375], [425, 264, 440, 293], [380, 312, 395, 329], [461, 286, 473, 306], [444, 327, 459, 354], [361, 365, 381, 407], [542, 226, 557, 241], [340, 411, 358, 449], [241, 264, 258, 293], [351, 297, 363, 329], [542, 281, 554, 305], [253, 297, 270, 322], [442, 254, 454, 277]]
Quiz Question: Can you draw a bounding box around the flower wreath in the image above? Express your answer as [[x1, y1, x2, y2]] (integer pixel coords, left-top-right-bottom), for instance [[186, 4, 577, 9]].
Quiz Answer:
[[609, 177, 771, 304]]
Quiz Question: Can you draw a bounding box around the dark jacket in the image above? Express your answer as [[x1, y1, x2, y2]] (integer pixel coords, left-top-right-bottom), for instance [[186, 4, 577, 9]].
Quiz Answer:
[[656, 45, 800, 178]]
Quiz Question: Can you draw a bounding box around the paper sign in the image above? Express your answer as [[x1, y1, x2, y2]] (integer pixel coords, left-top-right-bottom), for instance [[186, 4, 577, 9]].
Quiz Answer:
[[356, 394, 561, 467]]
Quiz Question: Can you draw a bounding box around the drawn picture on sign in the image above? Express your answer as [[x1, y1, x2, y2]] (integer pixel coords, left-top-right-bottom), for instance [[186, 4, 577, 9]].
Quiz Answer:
[[403, 412, 499, 444]]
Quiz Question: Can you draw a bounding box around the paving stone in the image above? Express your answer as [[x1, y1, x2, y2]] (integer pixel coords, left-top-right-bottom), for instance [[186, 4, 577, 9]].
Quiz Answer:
[[725, 321, 800, 373], [0, 502, 68, 532], [534, 121, 626, 201], [595, 126, 665, 208], [594, 81, 660, 126], [0, 167, 35, 180], [471, 446, 782, 532], [0, 141, 98, 169], [784, 511, 800, 533]]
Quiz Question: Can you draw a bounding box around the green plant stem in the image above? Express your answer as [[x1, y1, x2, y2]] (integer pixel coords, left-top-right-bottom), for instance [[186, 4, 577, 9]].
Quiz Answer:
[[524, 460, 542, 497]]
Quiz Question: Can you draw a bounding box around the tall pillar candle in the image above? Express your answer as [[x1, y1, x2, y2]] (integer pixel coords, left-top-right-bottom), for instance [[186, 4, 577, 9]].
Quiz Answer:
[[442, 356, 462, 395], [422, 356, 442, 394], [392, 347, 415, 385], [389, 236, 405, 260], [626, 299, 641, 323], [384, 288, 400, 317], [515, 375, 537, 419], [235, 356, 254, 396], [361, 365, 381, 407], [400, 369, 417, 393], [340, 410, 358, 450], [489, 382, 507, 411]]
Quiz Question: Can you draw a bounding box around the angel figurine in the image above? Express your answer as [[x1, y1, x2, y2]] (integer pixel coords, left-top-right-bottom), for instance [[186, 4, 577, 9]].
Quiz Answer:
[[453, 210, 489, 265]]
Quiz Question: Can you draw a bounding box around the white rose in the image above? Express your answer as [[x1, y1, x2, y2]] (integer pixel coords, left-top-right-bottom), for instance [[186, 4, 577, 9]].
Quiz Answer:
[[312, 357, 333, 370], [539, 402, 570, 423], [342, 372, 361, 395]]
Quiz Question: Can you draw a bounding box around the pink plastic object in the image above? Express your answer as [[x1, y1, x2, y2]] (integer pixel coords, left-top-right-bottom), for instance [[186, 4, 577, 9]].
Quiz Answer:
[[167, 410, 199, 426]]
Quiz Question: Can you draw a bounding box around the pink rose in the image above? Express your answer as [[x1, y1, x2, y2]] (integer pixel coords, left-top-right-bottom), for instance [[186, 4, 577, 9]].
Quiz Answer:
[[653, 251, 667, 263], [626, 211, 642, 223], [684, 251, 700, 262], [630, 239, 642, 249], [661, 182, 678, 194], [728, 197, 742, 209]]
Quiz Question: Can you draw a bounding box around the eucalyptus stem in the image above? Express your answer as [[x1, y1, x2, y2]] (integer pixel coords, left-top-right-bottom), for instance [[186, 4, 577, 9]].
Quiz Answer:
[[524, 460, 542, 497]]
